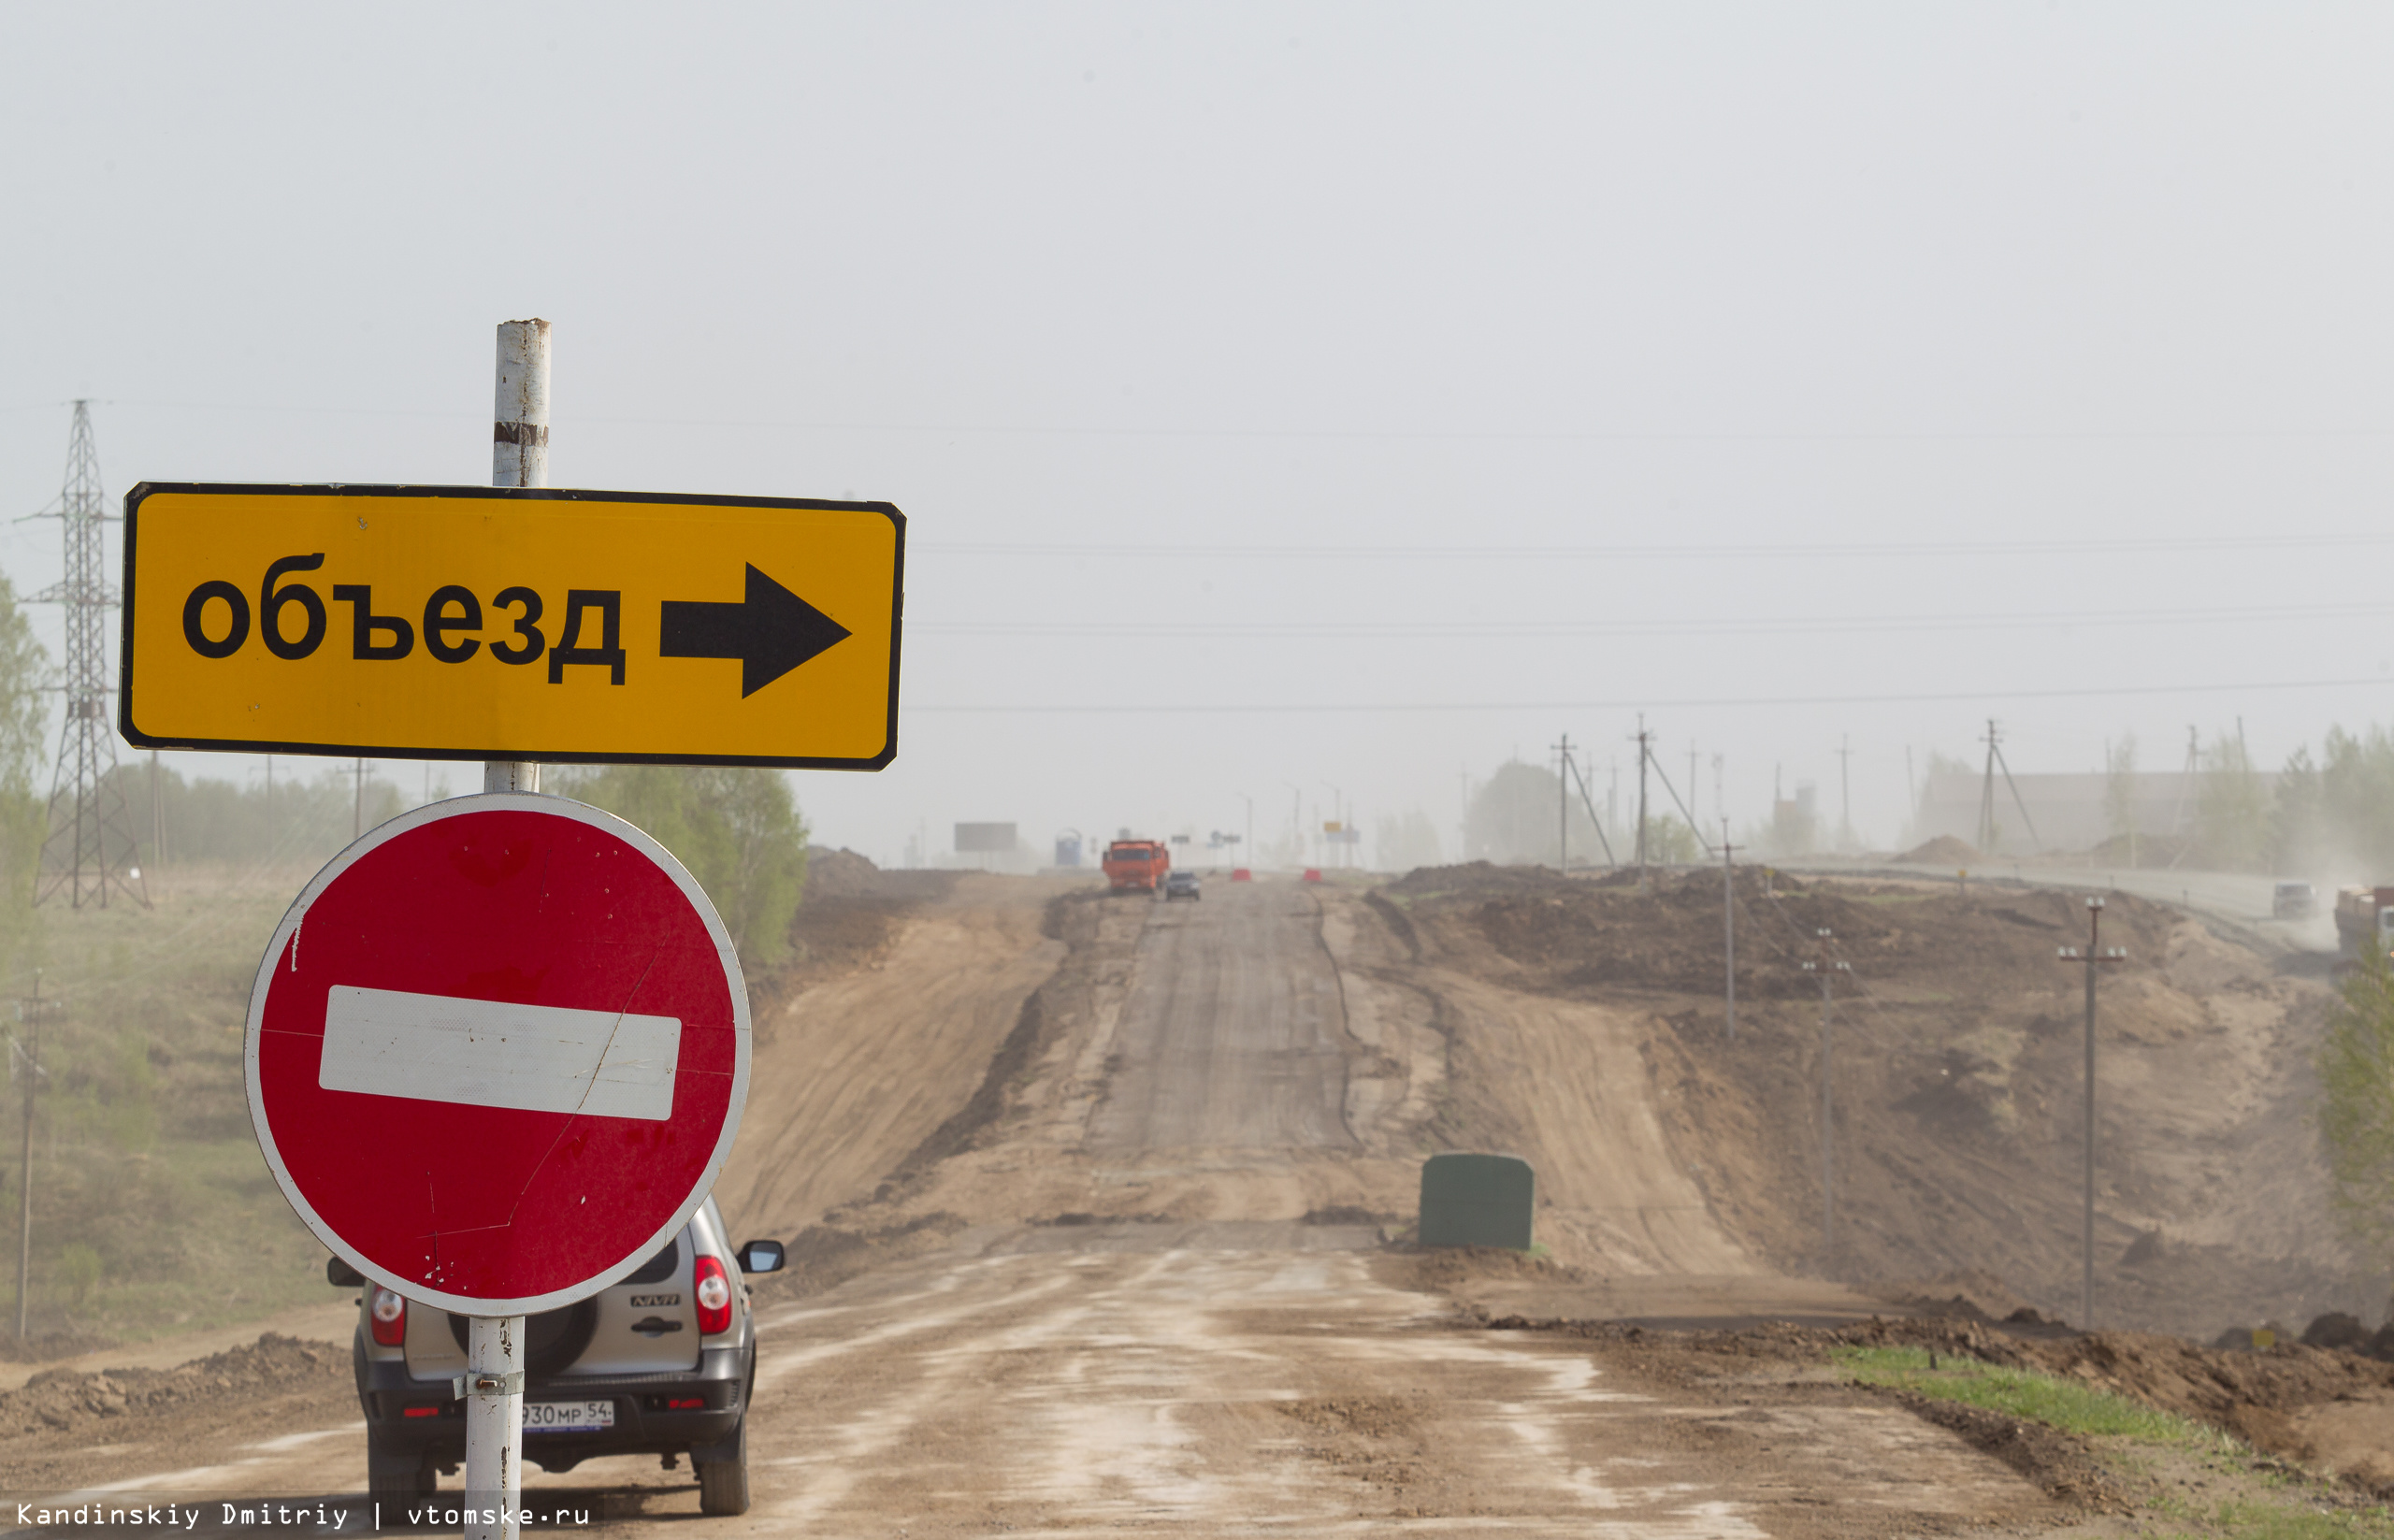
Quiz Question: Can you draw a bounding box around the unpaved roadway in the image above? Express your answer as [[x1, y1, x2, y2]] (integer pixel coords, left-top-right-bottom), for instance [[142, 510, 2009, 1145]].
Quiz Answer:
[[1089, 885, 1355, 1151], [4, 876, 2093, 1535]]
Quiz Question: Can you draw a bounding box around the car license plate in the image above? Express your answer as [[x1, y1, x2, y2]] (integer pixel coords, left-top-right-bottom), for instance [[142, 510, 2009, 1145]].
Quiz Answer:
[[523, 1400, 614, 1432]]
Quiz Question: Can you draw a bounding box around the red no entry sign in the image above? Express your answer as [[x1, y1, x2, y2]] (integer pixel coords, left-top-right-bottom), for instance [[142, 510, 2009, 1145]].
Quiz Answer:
[[245, 793, 751, 1316]]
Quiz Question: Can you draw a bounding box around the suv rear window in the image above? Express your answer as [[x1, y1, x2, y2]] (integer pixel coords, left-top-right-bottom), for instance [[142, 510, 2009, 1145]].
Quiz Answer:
[[621, 1239, 679, 1285]]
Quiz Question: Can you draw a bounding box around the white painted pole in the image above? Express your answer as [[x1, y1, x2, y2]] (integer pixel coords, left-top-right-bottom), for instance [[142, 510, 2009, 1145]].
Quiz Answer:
[[464, 1316, 524, 1539], [486, 319, 547, 797], [468, 317, 543, 1540]]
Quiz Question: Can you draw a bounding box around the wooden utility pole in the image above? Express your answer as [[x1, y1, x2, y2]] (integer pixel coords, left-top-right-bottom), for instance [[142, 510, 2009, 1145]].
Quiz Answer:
[[1976, 719, 2043, 856], [150, 749, 165, 872], [1837, 734, 1854, 852], [1801, 931, 1851, 1263], [1552, 734, 1575, 871], [1719, 821, 1742, 1040], [2058, 899, 2127, 1329], [1631, 717, 1653, 888], [13, 971, 55, 1341]]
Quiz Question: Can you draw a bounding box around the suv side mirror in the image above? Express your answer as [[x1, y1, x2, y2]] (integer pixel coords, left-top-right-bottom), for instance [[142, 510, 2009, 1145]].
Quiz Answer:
[[326, 1257, 366, 1288], [737, 1240, 785, 1274]]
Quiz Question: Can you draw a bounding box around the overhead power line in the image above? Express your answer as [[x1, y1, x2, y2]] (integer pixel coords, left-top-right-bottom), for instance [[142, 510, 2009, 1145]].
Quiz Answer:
[[923, 531, 2394, 561], [22, 397, 2393, 445], [907, 673, 2394, 715], [915, 599, 2393, 640]]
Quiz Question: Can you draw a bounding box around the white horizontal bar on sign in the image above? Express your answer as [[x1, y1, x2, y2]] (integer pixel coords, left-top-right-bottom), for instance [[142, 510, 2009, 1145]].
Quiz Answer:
[[319, 986, 682, 1122]]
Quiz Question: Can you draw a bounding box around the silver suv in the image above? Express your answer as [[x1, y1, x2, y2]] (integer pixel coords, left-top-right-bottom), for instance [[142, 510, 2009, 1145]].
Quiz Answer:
[[336, 1195, 784, 1515]]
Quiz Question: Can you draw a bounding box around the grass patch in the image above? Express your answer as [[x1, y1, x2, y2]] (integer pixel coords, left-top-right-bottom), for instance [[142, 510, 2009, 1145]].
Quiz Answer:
[[2144, 1500, 2394, 1540], [1837, 1347, 2394, 1537], [1835, 1346, 2225, 1446], [0, 865, 338, 1349]]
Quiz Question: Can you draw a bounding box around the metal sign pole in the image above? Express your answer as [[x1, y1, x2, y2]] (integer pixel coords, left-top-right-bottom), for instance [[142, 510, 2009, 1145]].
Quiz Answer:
[[466, 316, 547, 1540]]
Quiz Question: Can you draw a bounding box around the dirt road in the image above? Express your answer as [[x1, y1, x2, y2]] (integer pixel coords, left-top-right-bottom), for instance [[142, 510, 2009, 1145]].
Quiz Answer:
[[8, 1233, 2061, 1537], [1089, 884, 1355, 1151], [3, 876, 2087, 1534], [699, 1223, 2059, 1536]]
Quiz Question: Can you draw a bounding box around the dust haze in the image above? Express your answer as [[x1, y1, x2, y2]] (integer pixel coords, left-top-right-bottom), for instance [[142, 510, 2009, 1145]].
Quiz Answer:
[[11, 7, 2394, 1533], [7, 6, 2393, 866]]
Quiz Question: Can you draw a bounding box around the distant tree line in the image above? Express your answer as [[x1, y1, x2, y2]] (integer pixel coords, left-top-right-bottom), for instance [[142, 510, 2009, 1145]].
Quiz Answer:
[[55, 758, 810, 969], [2109, 723, 2394, 878], [102, 759, 406, 871]]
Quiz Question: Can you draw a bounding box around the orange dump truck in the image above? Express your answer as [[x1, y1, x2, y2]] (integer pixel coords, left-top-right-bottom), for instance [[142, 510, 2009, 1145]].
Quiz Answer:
[[1102, 839, 1170, 892], [2335, 886, 2394, 956]]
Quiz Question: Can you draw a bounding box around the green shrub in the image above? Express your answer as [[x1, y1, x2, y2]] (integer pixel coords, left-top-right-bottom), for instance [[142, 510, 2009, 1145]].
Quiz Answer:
[[551, 766, 809, 968]]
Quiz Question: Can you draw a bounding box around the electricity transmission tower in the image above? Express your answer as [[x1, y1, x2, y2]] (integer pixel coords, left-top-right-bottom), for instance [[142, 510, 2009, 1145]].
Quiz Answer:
[[28, 402, 147, 909]]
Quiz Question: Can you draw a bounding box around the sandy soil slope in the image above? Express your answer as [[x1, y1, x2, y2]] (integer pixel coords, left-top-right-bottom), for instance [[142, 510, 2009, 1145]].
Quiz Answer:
[[710, 871, 1073, 1241], [1377, 863, 2372, 1337]]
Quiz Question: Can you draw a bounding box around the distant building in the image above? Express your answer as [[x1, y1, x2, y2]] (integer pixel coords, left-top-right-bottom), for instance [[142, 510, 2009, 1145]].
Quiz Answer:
[[1773, 781, 1818, 855], [1909, 769, 2276, 856]]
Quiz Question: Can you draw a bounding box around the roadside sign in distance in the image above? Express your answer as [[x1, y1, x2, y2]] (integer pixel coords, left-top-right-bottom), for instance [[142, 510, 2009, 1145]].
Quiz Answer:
[[245, 794, 750, 1315], [121, 482, 903, 769]]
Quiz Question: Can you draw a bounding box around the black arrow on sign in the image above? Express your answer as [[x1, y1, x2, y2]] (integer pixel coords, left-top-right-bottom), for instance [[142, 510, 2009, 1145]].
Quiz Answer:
[[659, 564, 853, 698]]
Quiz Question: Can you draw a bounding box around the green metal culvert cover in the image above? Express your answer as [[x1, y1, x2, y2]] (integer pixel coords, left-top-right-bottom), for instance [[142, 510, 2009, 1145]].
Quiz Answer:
[[1418, 1152, 1535, 1250]]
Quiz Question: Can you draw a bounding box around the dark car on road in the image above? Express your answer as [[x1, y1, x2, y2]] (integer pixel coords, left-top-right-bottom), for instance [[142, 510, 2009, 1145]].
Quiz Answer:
[[336, 1195, 784, 1514], [1163, 871, 1202, 901]]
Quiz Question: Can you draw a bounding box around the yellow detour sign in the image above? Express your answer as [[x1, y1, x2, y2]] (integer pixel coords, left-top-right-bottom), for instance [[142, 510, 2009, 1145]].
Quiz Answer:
[[122, 483, 903, 769]]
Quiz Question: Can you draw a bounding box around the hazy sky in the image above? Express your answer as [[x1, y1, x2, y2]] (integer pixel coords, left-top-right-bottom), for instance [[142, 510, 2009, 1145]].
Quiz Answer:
[[6, 4, 2391, 868]]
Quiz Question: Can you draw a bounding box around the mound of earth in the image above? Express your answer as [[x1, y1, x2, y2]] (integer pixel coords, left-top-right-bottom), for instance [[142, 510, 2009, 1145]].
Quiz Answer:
[[1380, 868, 2359, 1337], [1899, 835, 1981, 864], [803, 845, 886, 900], [0, 1333, 345, 1440], [1881, 1269, 2041, 1324], [1384, 860, 1577, 900], [783, 849, 963, 985]]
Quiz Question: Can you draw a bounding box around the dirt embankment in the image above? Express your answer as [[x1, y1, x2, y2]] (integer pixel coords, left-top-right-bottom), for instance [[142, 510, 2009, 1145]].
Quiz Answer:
[[1480, 1305, 2394, 1498], [710, 859, 1078, 1243], [1377, 862, 2369, 1338], [0, 1333, 355, 1489]]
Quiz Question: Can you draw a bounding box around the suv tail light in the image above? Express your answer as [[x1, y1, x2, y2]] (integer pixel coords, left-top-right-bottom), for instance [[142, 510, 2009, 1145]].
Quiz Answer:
[[369, 1287, 407, 1346], [693, 1256, 732, 1335]]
